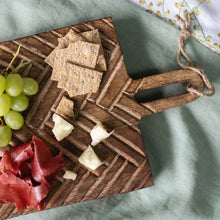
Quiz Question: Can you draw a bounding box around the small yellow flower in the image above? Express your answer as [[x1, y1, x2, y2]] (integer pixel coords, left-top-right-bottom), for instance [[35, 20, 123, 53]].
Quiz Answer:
[[195, 9, 201, 15], [191, 32, 196, 38], [205, 0, 212, 4], [146, 9, 153, 13], [214, 43, 218, 49], [169, 19, 176, 25], [197, 0, 202, 3], [157, 1, 163, 6], [207, 42, 211, 49], [175, 2, 182, 9], [207, 39, 211, 43], [164, 10, 170, 17], [157, 11, 162, 18], [139, 0, 146, 4], [192, 7, 201, 15], [149, 2, 153, 9], [215, 51, 220, 55]]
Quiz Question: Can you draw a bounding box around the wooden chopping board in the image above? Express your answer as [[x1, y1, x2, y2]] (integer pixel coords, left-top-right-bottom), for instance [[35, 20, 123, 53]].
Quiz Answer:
[[0, 17, 203, 219]]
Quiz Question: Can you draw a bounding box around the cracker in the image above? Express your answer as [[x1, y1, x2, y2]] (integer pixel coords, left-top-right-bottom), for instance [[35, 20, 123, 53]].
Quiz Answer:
[[45, 49, 58, 67], [51, 41, 100, 81], [51, 68, 59, 81], [50, 48, 68, 81], [80, 29, 107, 71], [63, 63, 103, 97], [58, 29, 84, 48], [45, 29, 84, 67], [45, 29, 107, 72], [65, 41, 100, 69], [54, 41, 100, 69], [56, 96, 74, 117]]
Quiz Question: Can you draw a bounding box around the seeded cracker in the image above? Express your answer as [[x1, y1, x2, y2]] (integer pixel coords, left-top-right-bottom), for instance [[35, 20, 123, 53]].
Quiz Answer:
[[50, 48, 68, 81], [56, 96, 74, 117], [44, 49, 58, 67], [65, 41, 100, 69], [52, 41, 100, 81], [45, 29, 83, 67], [60, 29, 106, 72], [45, 29, 106, 74], [80, 29, 107, 71], [63, 63, 103, 97]]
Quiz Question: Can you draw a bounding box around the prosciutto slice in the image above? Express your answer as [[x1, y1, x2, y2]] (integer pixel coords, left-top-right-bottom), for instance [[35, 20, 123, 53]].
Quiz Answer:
[[31, 136, 64, 183], [0, 136, 64, 211]]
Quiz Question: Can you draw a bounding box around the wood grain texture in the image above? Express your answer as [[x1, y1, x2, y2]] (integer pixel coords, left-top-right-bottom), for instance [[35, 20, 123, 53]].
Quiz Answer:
[[0, 17, 203, 219]]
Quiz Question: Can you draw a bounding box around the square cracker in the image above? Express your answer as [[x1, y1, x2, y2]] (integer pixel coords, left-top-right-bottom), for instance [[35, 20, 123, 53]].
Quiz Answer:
[[80, 29, 107, 71], [56, 96, 74, 117], [45, 29, 84, 67], [60, 63, 103, 97], [51, 41, 100, 81], [64, 41, 100, 69], [45, 29, 107, 72]]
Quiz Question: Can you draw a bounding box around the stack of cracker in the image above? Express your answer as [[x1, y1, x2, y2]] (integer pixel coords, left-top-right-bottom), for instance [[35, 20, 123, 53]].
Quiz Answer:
[[45, 29, 107, 97]]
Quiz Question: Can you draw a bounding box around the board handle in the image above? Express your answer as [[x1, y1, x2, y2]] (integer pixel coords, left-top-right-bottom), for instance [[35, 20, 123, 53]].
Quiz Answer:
[[134, 69, 204, 114]]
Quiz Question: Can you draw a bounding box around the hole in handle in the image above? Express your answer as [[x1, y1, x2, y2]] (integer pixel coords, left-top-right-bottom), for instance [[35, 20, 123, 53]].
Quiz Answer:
[[135, 82, 188, 103]]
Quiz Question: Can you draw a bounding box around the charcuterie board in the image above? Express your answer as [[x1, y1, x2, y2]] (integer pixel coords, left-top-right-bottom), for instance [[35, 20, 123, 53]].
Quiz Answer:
[[0, 17, 203, 219]]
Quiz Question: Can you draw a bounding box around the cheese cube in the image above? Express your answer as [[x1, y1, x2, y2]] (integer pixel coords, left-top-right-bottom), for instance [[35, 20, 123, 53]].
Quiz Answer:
[[63, 170, 77, 181], [90, 123, 113, 146], [79, 145, 103, 170], [52, 113, 74, 141]]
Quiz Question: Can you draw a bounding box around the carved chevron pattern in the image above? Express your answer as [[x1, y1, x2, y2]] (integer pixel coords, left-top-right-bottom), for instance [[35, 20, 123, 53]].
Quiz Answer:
[[0, 17, 154, 219]]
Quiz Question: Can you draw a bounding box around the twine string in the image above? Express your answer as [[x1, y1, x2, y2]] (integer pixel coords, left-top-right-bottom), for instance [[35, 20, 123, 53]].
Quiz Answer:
[[175, 13, 215, 97]]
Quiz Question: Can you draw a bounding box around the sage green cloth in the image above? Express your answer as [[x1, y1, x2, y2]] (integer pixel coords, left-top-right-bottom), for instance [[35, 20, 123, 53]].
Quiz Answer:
[[0, 0, 219, 219]]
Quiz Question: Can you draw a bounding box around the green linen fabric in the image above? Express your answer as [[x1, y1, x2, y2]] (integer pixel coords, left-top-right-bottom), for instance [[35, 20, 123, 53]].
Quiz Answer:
[[0, 0, 219, 219]]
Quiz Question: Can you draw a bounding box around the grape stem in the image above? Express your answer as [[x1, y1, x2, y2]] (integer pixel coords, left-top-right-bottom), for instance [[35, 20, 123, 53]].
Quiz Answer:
[[0, 117, 4, 127], [3, 45, 21, 77], [10, 61, 30, 74], [1, 45, 29, 77], [6, 45, 21, 72]]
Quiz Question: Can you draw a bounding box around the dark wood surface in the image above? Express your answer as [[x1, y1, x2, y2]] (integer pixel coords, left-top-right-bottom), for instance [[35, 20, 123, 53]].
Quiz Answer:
[[0, 17, 203, 219]]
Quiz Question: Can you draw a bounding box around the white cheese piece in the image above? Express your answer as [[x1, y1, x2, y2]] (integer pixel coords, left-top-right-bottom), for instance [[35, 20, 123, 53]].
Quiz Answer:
[[78, 145, 103, 170], [90, 123, 113, 146], [52, 113, 74, 141], [63, 170, 77, 181]]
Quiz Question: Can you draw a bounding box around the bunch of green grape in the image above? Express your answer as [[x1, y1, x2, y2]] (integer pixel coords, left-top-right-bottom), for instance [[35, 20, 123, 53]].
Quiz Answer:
[[0, 46, 39, 147]]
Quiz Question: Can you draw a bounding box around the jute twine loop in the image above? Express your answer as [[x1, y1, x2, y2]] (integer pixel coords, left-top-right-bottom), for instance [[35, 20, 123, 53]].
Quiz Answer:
[[175, 13, 215, 97]]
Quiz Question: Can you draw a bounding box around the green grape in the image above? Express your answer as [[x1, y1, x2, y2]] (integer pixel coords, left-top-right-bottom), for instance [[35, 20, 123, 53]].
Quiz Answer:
[[22, 77, 39, 96], [6, 74, 23, 97], [0, 125, 12, 147], [0, 94, 11, 116], [0, 75, 6, 95], [11, 94, 29, 112], [4, 110, 24, 130]]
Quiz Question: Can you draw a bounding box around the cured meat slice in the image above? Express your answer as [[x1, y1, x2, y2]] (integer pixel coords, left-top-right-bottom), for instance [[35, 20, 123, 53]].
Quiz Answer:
[[0, 136, 64, 211]]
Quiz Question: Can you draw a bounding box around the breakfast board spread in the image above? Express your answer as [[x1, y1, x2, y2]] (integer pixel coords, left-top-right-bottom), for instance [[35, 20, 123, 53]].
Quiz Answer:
[[0, 17, 155, 219]]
